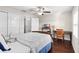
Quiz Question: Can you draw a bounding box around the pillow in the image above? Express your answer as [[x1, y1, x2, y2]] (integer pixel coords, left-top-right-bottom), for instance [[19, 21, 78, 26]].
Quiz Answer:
[[0, 33, 11, 51], [0, 42, 11, 51]]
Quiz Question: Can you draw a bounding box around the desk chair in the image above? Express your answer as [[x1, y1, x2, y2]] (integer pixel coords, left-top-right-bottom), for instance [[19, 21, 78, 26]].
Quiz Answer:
[[55, 29, 64, 45]]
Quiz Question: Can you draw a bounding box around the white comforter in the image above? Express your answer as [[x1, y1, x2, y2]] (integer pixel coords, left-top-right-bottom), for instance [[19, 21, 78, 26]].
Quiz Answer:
[[16, 32, 53, 53], [4, 41, 30, 53]]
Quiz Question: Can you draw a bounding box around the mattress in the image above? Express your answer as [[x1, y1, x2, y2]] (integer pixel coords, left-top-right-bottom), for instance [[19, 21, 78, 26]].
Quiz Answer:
[[16, 32, 53, 53], [39, 43, 51, 53], [4, 41, 30, 53]]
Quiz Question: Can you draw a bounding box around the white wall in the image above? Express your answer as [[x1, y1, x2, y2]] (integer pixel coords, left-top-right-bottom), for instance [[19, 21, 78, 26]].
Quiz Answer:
[[72, 6, 79, 53], [39, 12, 72, 31], [39, 14, 55, 30]]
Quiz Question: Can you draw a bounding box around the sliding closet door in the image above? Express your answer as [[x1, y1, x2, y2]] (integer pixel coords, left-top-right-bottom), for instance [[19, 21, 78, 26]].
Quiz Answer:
[[8, 13, 24, 35], [24, 17, 39, 32], [24, 17, 31, 33], [19, 16, 24, 33], [0, 12, 7, 36], [31, 18, 39, 31], [8, 13, 20, 35]]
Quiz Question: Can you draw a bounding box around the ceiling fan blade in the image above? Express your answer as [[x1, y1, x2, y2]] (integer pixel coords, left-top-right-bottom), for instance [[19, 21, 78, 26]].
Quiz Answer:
[[43, 11, 51, 13], [21, 10, 27, 12]]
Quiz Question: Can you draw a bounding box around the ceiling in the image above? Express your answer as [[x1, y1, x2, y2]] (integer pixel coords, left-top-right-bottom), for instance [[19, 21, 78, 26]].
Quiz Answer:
[[10, 6, 73, 15]]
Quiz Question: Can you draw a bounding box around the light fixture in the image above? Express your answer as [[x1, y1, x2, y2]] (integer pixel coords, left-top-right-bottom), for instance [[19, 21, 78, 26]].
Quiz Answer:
[[38, 12, 42, 15]]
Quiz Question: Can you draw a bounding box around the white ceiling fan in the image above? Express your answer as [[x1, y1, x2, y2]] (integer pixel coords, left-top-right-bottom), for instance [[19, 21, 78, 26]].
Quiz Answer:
[[29, 6, 51, 15]]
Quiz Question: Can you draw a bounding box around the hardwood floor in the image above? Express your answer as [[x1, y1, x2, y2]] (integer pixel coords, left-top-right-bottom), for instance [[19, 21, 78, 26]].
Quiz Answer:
[[49, 39, 74, 53]]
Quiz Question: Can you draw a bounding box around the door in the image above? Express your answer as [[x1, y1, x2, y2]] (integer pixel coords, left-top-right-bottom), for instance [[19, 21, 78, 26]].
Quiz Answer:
[[0, 12, 7, 36], [19, 15, 24, 33], [24, 17, 31, 33], [8, 13, 20, 35], [31, 18, 39, 31]]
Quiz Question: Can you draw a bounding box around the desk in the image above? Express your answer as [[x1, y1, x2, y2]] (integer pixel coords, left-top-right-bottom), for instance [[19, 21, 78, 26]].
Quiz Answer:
[[42, 27, 51, 32], [53, 30, 72, 43], [32, 31, 50, 34], [32, 31, 52, 38]]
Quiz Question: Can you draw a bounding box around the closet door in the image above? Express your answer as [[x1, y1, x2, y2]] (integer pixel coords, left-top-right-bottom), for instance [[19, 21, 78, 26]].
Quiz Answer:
[[31, 18, 39, 31], [24, 17, 31, 33], [8, 13, 20, 35], [0, 12, 7, 36], [19, 16, 24, 33]]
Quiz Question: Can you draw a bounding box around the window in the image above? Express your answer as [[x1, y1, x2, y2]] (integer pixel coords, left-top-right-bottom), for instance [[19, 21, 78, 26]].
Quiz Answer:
[[73, 7, 78, 38]]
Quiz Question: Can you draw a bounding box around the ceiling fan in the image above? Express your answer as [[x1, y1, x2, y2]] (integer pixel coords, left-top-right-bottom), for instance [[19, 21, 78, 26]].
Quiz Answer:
[[30, 6, 51, 15]]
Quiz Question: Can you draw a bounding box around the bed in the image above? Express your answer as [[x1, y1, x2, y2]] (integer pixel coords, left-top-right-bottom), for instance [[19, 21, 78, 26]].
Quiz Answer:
[[4, 41, 30, 53], [0, 33, 31, 53], [15, 32, 53, 53], [0, 32, 53, 53]]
